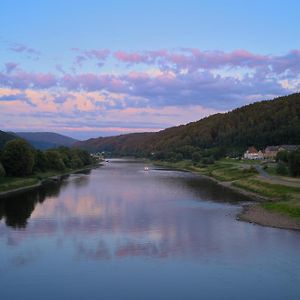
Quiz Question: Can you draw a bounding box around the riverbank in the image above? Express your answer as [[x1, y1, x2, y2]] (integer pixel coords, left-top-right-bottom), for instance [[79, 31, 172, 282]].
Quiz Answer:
[[154, 159, 300, 231], [0, 164, 100, 197]]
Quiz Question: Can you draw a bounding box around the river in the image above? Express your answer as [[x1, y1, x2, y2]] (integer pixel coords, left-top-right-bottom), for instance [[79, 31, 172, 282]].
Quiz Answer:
[[0, 159, 299, 299]]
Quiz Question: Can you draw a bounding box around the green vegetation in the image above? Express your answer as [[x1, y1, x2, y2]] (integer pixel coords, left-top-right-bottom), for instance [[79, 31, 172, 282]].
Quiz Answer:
[[0, 177, 39, 193], [0, 162, 6, 177], [0, 138, 96, 193], [233, 178, 300, 200], [75, 93, 300, 160], [157, 158, 300, 221], [2, 139, 35, 176], [262, 202, 300, 219], [0, 130, 15, 149]]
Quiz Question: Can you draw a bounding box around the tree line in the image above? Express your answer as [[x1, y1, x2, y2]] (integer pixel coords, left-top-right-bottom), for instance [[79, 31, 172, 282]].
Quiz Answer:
[[75, 93, 300, 166], [0, 139, 93, 178], [275, 149, 300, 177]]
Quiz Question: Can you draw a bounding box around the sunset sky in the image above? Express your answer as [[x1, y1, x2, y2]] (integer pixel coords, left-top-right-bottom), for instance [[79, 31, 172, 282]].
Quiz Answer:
[[1, 0, 300, 139]]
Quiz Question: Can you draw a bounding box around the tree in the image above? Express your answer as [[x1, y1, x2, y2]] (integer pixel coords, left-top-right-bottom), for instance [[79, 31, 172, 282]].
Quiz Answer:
[[34, 150, 48, 172], [0, 162, 5, 177], [192, 151, 202, 163], [1, 139, 35, 176], [45, 150, 65, 171], [288, 149, 300, 177], [276, 150, 289, 163], [276, 161, 288, 175]]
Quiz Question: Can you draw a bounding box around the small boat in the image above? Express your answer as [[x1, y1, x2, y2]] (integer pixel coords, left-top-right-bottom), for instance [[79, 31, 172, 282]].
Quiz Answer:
[[144, 166, 149, 171]]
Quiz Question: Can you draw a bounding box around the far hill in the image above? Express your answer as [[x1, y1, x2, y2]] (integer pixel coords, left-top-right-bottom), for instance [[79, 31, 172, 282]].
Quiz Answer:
[[0, 131, 16, 149], [74, 93, 300, 159], [15, 132, 79, 150]]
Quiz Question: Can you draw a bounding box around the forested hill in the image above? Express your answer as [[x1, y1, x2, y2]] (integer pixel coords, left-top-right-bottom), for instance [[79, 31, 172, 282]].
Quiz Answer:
[[0, 131, 15, 149], [14, 132, 78, 150], [74, 93, 300, 158]]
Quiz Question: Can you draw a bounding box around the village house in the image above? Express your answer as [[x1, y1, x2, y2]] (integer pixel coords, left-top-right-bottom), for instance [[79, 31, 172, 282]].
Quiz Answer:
[[243, 146, 264, 160], [244, 145, 299, 160], [264, 146, 280, 159]]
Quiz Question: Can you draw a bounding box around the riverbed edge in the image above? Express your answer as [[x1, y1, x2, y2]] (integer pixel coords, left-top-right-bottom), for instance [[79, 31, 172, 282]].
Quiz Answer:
[[153, 161, 300, 231], [0, 164, 100, 198]]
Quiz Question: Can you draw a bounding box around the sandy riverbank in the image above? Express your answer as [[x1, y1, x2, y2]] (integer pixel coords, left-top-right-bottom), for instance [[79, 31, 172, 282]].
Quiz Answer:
[[238, 204, 300, 231]]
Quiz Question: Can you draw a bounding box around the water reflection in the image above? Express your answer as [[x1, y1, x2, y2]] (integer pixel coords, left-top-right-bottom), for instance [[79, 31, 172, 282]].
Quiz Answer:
[[0, 161, 300, 300]]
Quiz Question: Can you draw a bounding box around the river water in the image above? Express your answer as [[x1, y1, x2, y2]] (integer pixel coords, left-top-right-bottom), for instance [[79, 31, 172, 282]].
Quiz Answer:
[[0, 159, 299, 299]]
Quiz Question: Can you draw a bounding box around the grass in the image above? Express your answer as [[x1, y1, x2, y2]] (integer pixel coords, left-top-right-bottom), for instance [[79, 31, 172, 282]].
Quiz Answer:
[[155, 158, 300, 221], [0, 177, 39, 193], [0, 164, 97, 194], [233, 178, 300, 200], [154, 159, 258, 181], [262, 202, 300, 219]]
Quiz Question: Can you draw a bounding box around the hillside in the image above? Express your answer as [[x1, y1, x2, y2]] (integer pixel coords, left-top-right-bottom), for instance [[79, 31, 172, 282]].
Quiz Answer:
[[74, 93, 300, 158], [0, 131, 16, 149], [15, 132, 78, 150]]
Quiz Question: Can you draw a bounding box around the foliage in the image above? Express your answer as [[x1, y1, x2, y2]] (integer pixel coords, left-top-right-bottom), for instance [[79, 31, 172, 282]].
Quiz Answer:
[[75, 93, 300, 160], [34, 150, 48, 172], [262, 202, 300, 219], [288, 149, 300, 177], [1, 139, 35, 176], [276, 161, 288, 175], [0, 162, 5, 177], [276, 150, 289, 163]]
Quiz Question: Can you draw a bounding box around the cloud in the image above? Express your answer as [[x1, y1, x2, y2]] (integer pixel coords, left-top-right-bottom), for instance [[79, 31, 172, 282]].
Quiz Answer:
[[72, 48, 110, 67], [4, 62, 18, 73], [0, 92, 35, 106], [9, 43, 40, 59], [1, 48, 300, 137]]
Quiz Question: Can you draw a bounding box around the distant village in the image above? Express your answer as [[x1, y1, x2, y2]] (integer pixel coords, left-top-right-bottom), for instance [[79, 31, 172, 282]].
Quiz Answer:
[[244, 145, 299, 160]]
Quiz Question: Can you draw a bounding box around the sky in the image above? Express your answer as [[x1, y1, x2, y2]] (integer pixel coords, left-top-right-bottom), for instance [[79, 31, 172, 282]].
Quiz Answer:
[[1, 0, 300, 139]]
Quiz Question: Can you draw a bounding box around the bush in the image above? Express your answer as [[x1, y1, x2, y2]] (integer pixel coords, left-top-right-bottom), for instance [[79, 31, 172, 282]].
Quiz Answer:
[[1, 139, 35, 176], [276, 150, 289, 163], [202, 156, 215, 165], [276, 161, 288, 175], [288, 149, 300, 177], [192, 151, 202, 163], [0, 162, 5, 177], [34, 150, 48, 172], [45, 150, 66, 171]]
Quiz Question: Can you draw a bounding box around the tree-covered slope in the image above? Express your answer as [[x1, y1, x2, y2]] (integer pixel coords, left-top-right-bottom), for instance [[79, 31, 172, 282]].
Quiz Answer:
[[74, 93, 300, 157], [15, 132, 78, 150], [0, 131, 16, 149]]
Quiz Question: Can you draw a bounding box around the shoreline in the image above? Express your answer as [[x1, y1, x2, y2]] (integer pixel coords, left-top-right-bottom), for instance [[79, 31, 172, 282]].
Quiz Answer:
[[153, 161, 300, 231], [0, 164, 100, 198]]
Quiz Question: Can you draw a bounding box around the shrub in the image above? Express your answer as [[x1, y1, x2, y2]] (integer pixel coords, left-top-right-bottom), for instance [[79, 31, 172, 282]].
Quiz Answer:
[[1, 139, 35, 176], [45, 150, 66, 171], [276, 161, 288, 175], [0, 162, 5, 177]]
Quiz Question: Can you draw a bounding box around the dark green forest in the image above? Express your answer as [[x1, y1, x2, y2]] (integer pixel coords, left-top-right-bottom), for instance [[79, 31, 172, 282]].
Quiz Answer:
[[75, 93, 300, 161], [0, 139, 93, 178]]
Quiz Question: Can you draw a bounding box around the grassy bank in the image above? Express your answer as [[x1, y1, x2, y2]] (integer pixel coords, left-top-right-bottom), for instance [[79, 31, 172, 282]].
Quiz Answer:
[[0, 177, 39, 193], [154, 159, 300, 221], [0, 164, 99, 195]]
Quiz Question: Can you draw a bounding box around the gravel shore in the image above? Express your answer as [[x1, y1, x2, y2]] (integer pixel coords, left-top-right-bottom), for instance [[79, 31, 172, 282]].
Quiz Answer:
[[238, 204, 300, 231]]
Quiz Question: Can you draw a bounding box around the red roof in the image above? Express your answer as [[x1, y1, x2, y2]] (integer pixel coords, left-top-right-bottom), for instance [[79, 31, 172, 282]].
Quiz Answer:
[[248, 146, 258, 153]]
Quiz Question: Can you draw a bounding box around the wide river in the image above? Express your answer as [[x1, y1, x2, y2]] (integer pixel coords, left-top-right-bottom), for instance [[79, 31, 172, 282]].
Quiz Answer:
[[0, 159, 300, 299]]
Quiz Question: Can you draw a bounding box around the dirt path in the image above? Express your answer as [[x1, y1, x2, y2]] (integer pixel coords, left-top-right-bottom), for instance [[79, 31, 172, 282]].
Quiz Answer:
[[255, 165, 300, 187]]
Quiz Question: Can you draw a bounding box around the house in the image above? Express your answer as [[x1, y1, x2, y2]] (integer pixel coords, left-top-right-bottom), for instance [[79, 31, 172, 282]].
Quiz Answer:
[[243, 147, 264, 160], [278, 145, 299, 152], [264, 145, 299, 159], [264, 146, 280, 159]]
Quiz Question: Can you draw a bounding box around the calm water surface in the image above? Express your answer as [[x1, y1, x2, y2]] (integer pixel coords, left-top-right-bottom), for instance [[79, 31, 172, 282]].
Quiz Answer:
[[0, 159, 299, 300]]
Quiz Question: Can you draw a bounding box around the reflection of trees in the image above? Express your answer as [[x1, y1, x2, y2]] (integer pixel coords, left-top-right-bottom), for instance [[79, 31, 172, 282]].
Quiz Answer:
[[181, 176, 252, 203], [0, 180, 65, 229]]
